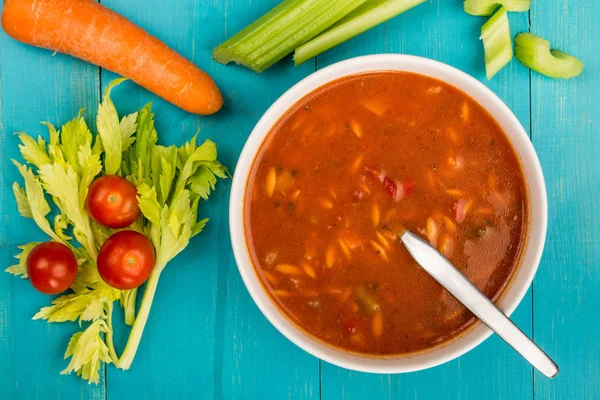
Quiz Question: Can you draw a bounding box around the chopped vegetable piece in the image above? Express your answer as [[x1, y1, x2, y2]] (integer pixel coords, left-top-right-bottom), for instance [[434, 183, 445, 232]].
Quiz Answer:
[[460, 102, 471, 123], [338, 238, 352, 260], [438, 234, 454, 257], [365, 166, 407, 201], [265, 167, 277, 197], [426, 217, 439, 246], [275, 263, 303, 276], [372, 203, 380, 225], [383, 177, 397, 199], [480, 7, 513, 80], [319, 198, 334, 209], [294, 0, 426, 65], [403, 180, 415, 196], [365, 166, 385, 182], [351, 155, 364, 173], [372, 311, 384, 337], [213, 0, 367, 72], [514, 33, 584, 79], [301, 261, 317, 279], [350, 120, 363, 138], [453, 198, 473, 223], [355, 286, 379, 314], [464, 0, 530, 16], [345, 319, 358, 334], [326, 244, 336, 267], [375, 231, 391, 250]]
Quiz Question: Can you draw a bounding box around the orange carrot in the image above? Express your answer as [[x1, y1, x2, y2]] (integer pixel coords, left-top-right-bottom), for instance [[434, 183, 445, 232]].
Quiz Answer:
[[1, 0, 222, 115]]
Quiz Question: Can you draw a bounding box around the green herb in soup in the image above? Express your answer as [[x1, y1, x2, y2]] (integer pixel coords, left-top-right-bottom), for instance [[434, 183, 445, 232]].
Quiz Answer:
[[244, 72, 528, 356]]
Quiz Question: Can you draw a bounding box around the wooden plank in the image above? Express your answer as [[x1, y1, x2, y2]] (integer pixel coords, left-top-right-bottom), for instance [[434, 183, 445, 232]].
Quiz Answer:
[[531, 0, 600, 398], [99, 0, 319, 398], [318, 1, 534, 399], [0, 3, 104, 397], [215, 0, 320, 397]]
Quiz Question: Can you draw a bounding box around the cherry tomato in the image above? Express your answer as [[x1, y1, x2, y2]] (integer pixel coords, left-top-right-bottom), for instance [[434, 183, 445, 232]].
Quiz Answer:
[[27, 242, 78, 294], [86, 175, 140, 229], [97, 231, 155, 290]]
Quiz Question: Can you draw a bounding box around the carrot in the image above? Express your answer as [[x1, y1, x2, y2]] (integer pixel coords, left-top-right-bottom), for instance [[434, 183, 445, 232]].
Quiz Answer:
[[1, 0, 222, 115]]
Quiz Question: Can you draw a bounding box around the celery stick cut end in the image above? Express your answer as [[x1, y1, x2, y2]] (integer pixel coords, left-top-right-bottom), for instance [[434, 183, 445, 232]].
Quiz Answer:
[[293, 53, 307, 67], [294, 44, 319, 66], [212, 47, 234, 65], [514, 33, 584, 79], [212, 47, 267, 72]]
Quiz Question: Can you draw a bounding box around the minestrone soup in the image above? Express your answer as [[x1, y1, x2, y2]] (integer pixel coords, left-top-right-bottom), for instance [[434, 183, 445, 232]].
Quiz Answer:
[[244, 72, 528, 355]]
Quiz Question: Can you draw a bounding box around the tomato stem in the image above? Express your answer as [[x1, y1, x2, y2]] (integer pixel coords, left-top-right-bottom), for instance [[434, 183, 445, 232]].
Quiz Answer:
[[117, 266, 163, 370]]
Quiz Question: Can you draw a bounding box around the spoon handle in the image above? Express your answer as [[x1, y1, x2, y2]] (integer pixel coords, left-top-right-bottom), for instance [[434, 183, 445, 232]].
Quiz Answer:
[[401, 231, 559, 378]]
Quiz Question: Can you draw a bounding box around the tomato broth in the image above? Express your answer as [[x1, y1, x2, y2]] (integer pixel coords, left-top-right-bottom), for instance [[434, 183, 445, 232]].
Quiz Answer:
[[244, 72, 528, 355]]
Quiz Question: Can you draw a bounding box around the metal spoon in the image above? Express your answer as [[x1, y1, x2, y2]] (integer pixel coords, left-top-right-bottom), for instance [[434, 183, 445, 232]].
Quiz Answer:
[[400, 230, 559, 378]]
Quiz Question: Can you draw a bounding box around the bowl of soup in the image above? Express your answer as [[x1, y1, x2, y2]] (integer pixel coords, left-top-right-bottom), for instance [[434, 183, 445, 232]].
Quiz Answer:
[[230, 54, 547, 373]]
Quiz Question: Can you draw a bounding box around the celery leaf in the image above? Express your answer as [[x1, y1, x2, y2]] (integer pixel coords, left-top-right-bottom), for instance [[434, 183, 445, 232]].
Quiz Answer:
[[151, 145, 177, 204], [12, 161, 60, 242], [12, 183, 32, 219], [60, 112, 93, 174], [5, 242, 39, 279], [97, 78, 127, 175], [78, 144, 103, 206], [122, 104, 157, 185], [119, 112, 138, 151], [62, 319, 112, 384], [16, 132, 51, 168]]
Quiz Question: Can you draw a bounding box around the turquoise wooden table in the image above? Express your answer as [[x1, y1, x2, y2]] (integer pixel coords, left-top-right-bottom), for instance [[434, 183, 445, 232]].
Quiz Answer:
[[1, 0, 598, 399]]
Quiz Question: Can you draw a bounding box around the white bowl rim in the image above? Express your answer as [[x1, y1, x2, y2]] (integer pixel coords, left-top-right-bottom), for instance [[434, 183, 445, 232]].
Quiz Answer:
[[229, 54, 547, 374]]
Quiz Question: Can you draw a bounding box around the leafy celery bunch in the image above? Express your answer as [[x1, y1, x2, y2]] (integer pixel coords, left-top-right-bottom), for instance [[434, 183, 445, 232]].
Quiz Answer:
[[5, 78, 227, 383]]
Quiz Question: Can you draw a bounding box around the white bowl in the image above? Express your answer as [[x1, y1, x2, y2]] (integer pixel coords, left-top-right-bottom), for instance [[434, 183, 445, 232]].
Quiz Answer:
[[229, 54, 547, 374]]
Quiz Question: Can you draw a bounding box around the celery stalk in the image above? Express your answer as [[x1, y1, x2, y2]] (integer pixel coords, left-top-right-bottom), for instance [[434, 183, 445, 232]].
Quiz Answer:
[[294, 0, 427, 65], [464, 0, 530, 16], [514, 33, 584, 79], [480, 7, 512, 80], [213, 0, 367, 72]]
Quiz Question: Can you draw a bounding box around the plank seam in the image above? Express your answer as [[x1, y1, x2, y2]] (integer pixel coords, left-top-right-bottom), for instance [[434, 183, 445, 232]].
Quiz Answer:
[[318, 360, 322, 400], [527, 6, 535, 400], [99, 61, 107, 400], [97, 1, 106, 394]]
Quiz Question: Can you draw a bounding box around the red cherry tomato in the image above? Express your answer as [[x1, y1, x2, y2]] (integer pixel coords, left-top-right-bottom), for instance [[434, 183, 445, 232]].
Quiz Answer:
[[27, 242, 78, 294], [86, 175, 140, 229], [97, 231, 155, 290]]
